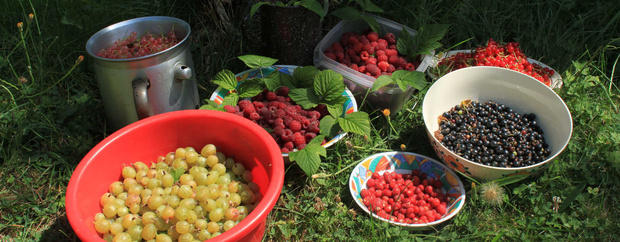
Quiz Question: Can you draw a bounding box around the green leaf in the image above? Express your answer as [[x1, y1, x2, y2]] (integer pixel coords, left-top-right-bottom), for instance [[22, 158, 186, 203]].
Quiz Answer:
[[412, 24, 450, 56], [394, 71, 427, 91], [361, 0, 384, 12], [319, 115, 339, 137], [323, 95, 349, 107], [337, 111, 370, 136], [212, 69, 238, 91], [371, 75, 395, 92], [237, 79, 265, 98], [296, 0, 326, 21], [559, 181, 587, 212], [221, 93, 240, 107], [289, 144, 326, 176], [264, 71, 282, 91], [396, 26, 413, 56], [199, 100, 225, 111], [288, 88, 320, 109], [327, 105, 343, 118], [170, 167, 186, 182], [493, 174, 530, 187], [361, 15, 381, 35], [238, 55, 278, 69], [330, 7, 360, 20], [281, 72, 297, 89], [293, 66, 319, 88], [308, 134, 327, 147], [250, 2, 272, 19], [314, 69, 345, 101]]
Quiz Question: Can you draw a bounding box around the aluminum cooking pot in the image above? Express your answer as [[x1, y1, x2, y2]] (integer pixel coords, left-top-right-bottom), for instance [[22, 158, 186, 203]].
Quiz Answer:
[[86, 16, 199, 130]]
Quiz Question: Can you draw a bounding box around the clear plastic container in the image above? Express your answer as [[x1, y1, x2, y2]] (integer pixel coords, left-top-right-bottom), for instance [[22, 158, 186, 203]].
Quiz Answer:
[[313, 15, 434, 113]]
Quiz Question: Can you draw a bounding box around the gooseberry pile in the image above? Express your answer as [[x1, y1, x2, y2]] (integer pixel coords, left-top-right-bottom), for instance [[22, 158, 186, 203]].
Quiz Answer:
[[435, 100, 550, 167], [360, 170, 448, 224], [93, 144, 260, 241], [323, 30, 420, 78], [223, 87, 328, 153], [96, 30, 178, 59], [436, 38, 555, 86]]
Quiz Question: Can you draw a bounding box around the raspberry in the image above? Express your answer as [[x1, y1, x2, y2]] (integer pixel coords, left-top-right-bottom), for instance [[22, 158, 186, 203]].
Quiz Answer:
[[342, 56, 351, 66], [349, 36, 359, 45], [309, 123, 320, 134], [336, 51, 345, 62], [283, 141, 295, 150], [284, 106, 297, 116], [281, 147, 290, 153], [273, 125, 284, 136], [305, 132, 317, 141], [377, 54, 388, 63], [325, 51, 336, 61], [252, 93, 264, 102], [389, 44, 397, 50], [223, 105, 236, 113], [367, 64, 381, 76], [367, 31, 379, 42], [358, 65, 367, 73], [359, 35, 369, 44], [275, 109, 286, 119], [265, 91, 277, 101], [353, 42, 364, 53], [352, 56, 361, 64], [365, 57, 377, 66], [378, 61, 390, 72], [243, 105, 256, 115], [332, 42, 344, 52], [346, 49, 357, 59], [283, 116, 293, 126], [297, 143, 307, 150], [276, 86, 289, 96], [349, 63, 359, 72], [387, 64, 396, 73], [397, 57, 408, 68], [253, 101, 265, 110], [276, 96, 286, 103], [388, 55, 400, 64], [293, 132, 306, 147], [360, 51, 370, 61], [289, 120, 302, 132], [281, 129, 294, 142], [363, 43, 375, 54], [377, 39, 388, 50], [385, 49, 398, 57], [274, 118, 285, 127], [384, 32, 397, 45], [238, 100, 252, 109], [249, 112, 261, 121], [375, 50, 385, 57], [301, 118, 311, 130], [406, 63, 416, 71]]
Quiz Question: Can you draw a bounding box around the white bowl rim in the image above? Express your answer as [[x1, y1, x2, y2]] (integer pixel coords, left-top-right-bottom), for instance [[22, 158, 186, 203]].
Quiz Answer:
[[422, 66, 573, 171], [348, 151, 467, 228]]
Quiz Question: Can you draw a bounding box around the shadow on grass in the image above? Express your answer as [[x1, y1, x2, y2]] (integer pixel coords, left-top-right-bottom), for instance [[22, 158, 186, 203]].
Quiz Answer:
[[38, 214, 79, 242]]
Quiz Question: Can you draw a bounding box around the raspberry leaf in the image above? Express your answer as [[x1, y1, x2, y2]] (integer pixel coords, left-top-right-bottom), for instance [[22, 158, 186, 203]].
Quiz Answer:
[[295, 0, 326, 21], [371, 75, 395, 92], [237, 79, 265, 98], [288, 87, 320, 109], [327, 105, 343, 118], [412, 24, 450, 56], [360, 15, 381, 35], [337, 111, 370, 136], [396, 26, 414, 58], [264, 71, 282, 92], [289, 143, 326, 176], [170, 167, 185, 183], [212, 69, 238, 92], [249, 2, 272, 19], [199, 100, 226, 111], [314, 69, 345, 102], [308, 134, 327, 147], [221, 93, 239, 107], [293, 66, 319, 88], [281, 72, 298, 89], [395, 71, 427, 91], [319, 115, 340, 138], [238, 55, 278, 69], [330, 7, 360, 20], [355, 0, 384, 13]]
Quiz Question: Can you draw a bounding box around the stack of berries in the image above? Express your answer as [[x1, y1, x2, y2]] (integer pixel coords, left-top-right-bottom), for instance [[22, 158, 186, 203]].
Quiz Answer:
[[223, 87, 328, 153], [97, 31, 178, 59], [323, 30, 420, 78]]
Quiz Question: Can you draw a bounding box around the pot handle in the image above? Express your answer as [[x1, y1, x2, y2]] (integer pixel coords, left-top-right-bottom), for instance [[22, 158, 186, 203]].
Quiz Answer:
[[132, 77, 153, 120]]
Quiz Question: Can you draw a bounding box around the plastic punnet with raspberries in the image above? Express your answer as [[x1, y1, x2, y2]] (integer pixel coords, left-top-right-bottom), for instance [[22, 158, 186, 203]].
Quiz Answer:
[[202, 55, 371, 176]]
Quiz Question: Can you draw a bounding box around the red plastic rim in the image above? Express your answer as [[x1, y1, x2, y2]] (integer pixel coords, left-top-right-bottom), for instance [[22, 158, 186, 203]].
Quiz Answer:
[[66, 110, 284, 241]]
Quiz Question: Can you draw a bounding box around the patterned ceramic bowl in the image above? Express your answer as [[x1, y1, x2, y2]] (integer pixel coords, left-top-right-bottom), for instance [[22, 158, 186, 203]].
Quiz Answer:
[[349, 151, 466, 230], [422, 66, 573, 182], [209, 65, 357, 158]]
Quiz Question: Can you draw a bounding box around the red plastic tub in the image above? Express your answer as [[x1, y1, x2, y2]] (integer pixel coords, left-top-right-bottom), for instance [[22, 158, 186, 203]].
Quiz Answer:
[[66, 110, 285, 241]]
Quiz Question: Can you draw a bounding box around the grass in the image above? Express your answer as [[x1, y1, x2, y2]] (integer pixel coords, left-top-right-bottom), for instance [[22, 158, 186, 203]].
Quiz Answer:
[[1, 0, 619, 241]]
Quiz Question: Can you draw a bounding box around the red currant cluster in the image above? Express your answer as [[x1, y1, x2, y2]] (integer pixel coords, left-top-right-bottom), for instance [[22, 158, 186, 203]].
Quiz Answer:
[[97, 31, 178, 59], [438, 38, 555, 86], [360, 170, 448, 224], [323, 30, 419, 78], [223, 87, 328, 153]]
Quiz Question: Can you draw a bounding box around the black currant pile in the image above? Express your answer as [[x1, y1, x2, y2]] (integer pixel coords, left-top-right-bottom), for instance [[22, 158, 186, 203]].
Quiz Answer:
[[434, 100, 551, 168]]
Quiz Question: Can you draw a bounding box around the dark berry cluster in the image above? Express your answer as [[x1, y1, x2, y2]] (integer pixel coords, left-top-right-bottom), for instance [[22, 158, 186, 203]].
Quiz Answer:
[[97, 31, 178, 59], [223, 87, 328, 153], [437, 38, 555, 86], [360, 170, 448, 224], [434, 100, 551, 168], [323, 30, 420, 78]]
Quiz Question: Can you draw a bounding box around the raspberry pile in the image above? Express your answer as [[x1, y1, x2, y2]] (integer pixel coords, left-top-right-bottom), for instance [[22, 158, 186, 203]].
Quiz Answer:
[[323, 30, 420, 78], [437, 38, 555, 86], [97, 31, 178, 59], [435, 100, 550, 167], [360, 170, 448, 224], [223, 87, 328, 153]]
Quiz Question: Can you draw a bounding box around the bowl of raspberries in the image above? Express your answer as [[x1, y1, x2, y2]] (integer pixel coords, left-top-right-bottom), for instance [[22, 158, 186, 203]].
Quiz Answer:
[[314, 15, 434, 113], [422, 66, 573, 181], [349, 151, 466, 229], [208, 65, 359, 158]]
